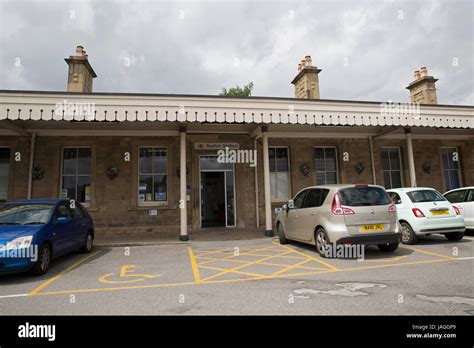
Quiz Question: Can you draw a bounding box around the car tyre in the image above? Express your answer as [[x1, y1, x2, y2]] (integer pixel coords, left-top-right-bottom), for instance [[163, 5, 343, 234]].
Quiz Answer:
[[377, 242, 399, 252], [315, 227, 330, 258], [444, 232, 464, 242], [400, 222, 418, 244], [30, 243, 51, 276], [277, 223, 289, 244], [79, 231, 94, 253]]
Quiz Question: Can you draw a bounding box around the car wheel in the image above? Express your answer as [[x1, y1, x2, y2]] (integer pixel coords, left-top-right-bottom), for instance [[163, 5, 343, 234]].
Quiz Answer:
[[79, 231, 94, 253], [378, 242, 399, 252], [400, 222, 418, 244], [444, 232, 464, 241], [315, 228, 330, 258], [277, 223, 289, 244], [30, 243, 51, 276]]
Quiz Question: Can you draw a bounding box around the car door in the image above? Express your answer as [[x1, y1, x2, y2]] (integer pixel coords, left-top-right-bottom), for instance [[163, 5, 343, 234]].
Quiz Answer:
[[285, 190, 308, 239], [463, 190, 474, 229], [51, 202, 75, 255], [294, 189, 325, 241], [70, 203, 89, 247]]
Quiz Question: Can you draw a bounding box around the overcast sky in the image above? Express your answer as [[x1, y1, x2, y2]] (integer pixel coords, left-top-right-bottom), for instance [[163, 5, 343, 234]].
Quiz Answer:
[[0, 0, 472, 105]]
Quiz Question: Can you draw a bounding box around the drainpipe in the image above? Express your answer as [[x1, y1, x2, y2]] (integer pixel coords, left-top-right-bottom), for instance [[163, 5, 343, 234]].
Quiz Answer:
[[27, 132, 36, 200], [368, 136, 376, 185], [254, 136, 260, 228], [179, 125, 188, 241], [261, 125, 273, 237], [404, 127, 417, 187]]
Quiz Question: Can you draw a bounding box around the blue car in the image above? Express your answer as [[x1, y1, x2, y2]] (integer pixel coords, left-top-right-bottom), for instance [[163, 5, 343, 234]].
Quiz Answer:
[[0, 199, 94, 276]]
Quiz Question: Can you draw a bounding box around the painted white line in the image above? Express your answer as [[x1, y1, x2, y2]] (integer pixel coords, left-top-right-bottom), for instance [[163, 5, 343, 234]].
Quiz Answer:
[[454, 256, 474, 260], [0, 293, 29, 299]]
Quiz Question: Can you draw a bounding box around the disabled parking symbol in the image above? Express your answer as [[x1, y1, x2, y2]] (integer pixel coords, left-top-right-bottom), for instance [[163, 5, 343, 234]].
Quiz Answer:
[[98, 264, 161, 284]]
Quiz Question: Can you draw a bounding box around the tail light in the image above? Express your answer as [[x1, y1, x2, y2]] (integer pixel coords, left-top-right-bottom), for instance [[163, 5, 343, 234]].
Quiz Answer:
[[331, 193, 355, 215], [388, 203, 396, 213], [453, 206, 461, 215], [412, 208, 425, 218]]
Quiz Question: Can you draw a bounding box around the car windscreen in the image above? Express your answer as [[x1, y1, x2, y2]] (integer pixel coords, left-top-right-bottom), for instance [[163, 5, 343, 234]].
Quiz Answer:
[[0, 203, 55, 225], [407, 190, 446, 203], [338, 187, 391, 206]]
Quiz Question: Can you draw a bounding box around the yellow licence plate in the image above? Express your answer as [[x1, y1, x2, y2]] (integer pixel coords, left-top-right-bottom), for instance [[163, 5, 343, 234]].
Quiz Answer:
[[361, 224, 385, 232], [431, 209, 449, 216]]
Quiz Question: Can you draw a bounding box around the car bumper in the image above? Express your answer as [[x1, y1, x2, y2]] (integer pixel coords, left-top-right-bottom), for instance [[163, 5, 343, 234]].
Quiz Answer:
[[336, 232, 402, 246], [0, 257, 35, 274], [411, 216, 465, 235]]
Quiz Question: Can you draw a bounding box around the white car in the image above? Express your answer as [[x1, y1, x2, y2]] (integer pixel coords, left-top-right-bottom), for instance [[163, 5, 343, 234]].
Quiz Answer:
[[387, 187, 465, 244], [444, 187, 474, 230]]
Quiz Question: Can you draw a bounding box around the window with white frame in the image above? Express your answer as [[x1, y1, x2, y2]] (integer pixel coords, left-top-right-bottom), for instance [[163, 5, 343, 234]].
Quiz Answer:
[[61, 147, 92, 203], [138, 147, 168, 203], [381, 147, 402, 189], [314, 147, 338, 184], [441, 147, 462, 191], [269, 147, 290, 200]]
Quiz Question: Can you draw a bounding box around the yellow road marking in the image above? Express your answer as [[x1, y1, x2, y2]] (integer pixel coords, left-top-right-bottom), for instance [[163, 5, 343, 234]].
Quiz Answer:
[[401, 246, 455, 259], [200, 250, 294, 282], [26, 255, 472, 297], [360, 255, 408, 263], [188, 246, 201, 283], [98, 264, 161, 284], [198, 257, 250, 265], [199, 265, 267, 278], [271, 258, 311, 276], [275, 242, 340, 271], [192, 248, 233, 257], [28, 250, 102, 296]]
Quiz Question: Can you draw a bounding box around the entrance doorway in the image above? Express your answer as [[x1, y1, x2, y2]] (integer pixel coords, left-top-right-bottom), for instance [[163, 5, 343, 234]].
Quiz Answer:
[[200, 155, 236, 228]]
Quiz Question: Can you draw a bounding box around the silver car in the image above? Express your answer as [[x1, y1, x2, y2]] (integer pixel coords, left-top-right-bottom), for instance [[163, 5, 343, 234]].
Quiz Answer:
[[276, 184, 401, 257]]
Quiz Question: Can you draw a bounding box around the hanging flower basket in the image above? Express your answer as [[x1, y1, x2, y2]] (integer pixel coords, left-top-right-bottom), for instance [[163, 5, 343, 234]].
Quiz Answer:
[[106, 165, 119, 180], [32, 167, 44, 181]]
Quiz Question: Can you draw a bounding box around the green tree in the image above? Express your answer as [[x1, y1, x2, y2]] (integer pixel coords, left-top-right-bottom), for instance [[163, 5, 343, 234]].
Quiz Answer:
[[219, 82, 254, 97]]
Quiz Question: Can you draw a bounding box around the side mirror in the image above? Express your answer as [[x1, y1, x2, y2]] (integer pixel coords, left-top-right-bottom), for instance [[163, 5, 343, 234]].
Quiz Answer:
[[287, 199, 294, 209], [56, 216, 69, 224], [282, 204, 289, 213]]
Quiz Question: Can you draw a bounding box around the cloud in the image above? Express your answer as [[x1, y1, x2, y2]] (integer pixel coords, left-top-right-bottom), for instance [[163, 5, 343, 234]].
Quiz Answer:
[[0, 0, 472, 105]]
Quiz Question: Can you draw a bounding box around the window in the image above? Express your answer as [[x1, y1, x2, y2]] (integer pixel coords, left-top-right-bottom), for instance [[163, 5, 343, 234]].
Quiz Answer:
[[70, 204, 85, 219], [381, 147, 402, 189], [0, 148, 10, 203], [269, 147, 290, 200], [138, 147, 167, 203], [389, 192, 402, 204], [55, 202, 72, 221], [339, 186, 391, 206], [407, 189, 446, 203], [292, 190, 307, 209], [444, 190, 467, 204], [467, 190, 474, 202], [441, 147, 462, 191], [314, 147, 337, 184], [61, 147, 91, 204], [303, 189, 329, 208]]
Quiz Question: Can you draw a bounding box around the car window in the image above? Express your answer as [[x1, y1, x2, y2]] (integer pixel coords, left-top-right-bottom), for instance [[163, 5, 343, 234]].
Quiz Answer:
[[70, 204, 85, 219], [304, 189, 321, 208], [389, 192, 402, 204], [55, 203, 72, 220], [339, 186, 391, 206], [445, 190, 467, 203], [407, 190, 446, 203], [293, 190, 307, 209], [467, 190, 474, 202], [0, 203, 55, 225]]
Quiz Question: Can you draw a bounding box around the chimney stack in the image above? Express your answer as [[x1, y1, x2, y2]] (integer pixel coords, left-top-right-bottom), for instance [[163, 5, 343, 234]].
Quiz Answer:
[[406, 66, 438, 104], [291, 55, 322, 99], [65, 45, 97, 93]]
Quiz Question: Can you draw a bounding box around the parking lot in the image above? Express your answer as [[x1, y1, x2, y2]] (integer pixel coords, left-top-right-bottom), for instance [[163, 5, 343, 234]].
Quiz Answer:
[[0, 233, 473, 315]]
